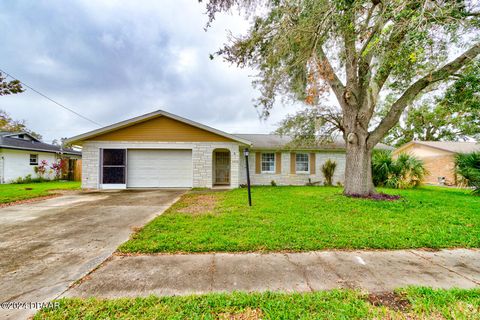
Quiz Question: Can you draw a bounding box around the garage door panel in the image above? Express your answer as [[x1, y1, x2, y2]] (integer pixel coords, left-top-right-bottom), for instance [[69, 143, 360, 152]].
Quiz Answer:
[[127, 149, 192, 188]]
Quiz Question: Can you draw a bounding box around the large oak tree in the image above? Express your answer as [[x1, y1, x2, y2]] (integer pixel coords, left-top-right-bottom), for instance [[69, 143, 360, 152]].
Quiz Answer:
[[201, 0, 480, 196]]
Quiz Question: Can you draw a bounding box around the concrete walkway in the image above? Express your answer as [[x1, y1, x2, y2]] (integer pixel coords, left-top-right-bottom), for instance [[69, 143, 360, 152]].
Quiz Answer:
[[66, 249, 480, 298]]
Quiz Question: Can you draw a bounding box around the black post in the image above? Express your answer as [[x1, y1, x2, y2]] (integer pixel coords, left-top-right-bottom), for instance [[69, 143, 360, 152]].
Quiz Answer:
[[244, 148, 252, 206]]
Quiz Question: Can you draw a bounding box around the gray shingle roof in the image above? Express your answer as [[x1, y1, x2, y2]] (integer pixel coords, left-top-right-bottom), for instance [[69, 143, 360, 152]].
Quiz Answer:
[[0, 132, 81, 155], [233, 134, 393, 151], [414, 141, 480, 154]]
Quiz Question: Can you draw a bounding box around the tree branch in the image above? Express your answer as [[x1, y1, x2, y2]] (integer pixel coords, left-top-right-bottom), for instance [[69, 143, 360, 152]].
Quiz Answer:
[[368, 43, 480, 147], [316, 48, 345, 108], [343, 9, 358, 90], [358, 2, 383, 59]]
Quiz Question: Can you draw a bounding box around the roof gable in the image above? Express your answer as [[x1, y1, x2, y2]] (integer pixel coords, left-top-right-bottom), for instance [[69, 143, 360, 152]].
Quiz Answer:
[[0, 131, 40, 142], [416, 141, 480, 153], [88, 116, 237, 142], [67, 110, 251, 145]]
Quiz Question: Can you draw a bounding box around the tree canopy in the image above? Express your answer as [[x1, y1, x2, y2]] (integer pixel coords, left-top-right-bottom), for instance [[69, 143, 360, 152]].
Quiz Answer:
[[0, 109, 42, 140], [279, 61, 480, 147], [202, 0, 480, 195], [0, 72, 23, 96], [384, 61, 480, 146]]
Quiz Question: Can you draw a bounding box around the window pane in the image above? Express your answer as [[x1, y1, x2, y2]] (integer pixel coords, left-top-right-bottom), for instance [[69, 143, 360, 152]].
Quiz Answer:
[[102, 167, 125, 184], [30, 154, 38, 165], [261, 153, 275, 172], [297, 162, 309, 172], [103, 149, 126, 165], [296, 153, 309, 172]]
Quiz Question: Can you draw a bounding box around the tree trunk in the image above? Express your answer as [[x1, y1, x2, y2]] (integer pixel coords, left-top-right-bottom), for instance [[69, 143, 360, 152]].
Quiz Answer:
[[343, 133, 375, 196]]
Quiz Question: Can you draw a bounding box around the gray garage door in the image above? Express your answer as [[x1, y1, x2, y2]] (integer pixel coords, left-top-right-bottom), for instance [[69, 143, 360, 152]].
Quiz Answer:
[[127, 149, 193, 188]]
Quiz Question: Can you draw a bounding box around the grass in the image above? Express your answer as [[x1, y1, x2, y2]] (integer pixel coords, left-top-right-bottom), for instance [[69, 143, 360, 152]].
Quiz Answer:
[[34, 287, 480, 319], [118, 186, 480, 253], [0, 181, 81, 204]]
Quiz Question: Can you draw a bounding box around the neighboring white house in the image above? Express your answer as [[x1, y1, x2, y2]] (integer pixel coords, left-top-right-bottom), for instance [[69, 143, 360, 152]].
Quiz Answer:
[[66, 109, 391, 190], [0, 132, 81, 183]]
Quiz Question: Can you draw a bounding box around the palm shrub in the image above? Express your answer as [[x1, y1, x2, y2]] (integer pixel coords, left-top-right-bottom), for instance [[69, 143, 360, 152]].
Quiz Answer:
[[371, 150, 394, 187], [371, 150, 427, 189], [455, 152, 480, 195], [322, 159, 337, 186]]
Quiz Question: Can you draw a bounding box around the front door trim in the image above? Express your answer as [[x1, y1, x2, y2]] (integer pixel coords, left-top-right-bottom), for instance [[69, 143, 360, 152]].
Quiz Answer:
[[214, 150, 231, 185]]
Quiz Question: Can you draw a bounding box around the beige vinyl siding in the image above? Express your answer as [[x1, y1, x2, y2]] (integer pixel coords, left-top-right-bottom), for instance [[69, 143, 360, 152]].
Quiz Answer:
[[87, 116, 233, 142]]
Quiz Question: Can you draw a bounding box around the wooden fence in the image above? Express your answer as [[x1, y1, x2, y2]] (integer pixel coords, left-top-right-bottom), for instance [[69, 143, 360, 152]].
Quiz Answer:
[[73, 160, 82, 181]]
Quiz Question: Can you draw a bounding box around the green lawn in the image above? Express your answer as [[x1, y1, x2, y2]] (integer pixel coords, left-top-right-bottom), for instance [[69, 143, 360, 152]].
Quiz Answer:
[[34, 288, 480, 319], [119, 186, 480, 253], [0, 181, 81, 204]]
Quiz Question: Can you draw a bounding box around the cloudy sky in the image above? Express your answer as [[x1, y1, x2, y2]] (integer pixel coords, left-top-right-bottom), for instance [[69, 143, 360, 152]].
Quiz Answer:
[[0, 0, 301, 143]]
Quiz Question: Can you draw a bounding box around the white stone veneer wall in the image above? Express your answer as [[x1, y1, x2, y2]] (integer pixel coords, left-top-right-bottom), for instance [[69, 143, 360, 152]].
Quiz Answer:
[[239, 150, 346, 186], [81, 141, 241, 189]]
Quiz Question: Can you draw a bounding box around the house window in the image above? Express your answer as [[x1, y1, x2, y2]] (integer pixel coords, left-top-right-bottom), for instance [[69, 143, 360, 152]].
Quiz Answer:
[[101, 149, 126, 184], [296, 153, 309, 173], [30, 154, 38, 165], [261, 153, 275, 173]]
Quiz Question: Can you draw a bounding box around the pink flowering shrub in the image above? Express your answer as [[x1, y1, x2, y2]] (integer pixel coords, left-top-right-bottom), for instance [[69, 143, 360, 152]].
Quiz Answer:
[[34, 160, 49, 178], [50, 161, 63, 179]]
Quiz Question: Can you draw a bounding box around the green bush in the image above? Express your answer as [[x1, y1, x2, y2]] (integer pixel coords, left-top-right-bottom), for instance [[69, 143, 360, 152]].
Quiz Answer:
[[11, 174, 51, 184], [455, 152, 480, 195], [372, 150, 427, 189], [321, 159, 337, 186]]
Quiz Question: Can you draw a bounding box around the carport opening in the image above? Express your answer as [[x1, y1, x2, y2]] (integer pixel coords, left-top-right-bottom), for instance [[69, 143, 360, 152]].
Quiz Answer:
[[213, 149, 231, 186]]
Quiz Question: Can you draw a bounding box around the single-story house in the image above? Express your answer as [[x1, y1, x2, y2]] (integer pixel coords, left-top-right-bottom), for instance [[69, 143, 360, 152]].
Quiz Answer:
[[0, 132, 82, 183], [393, 140, 480, 185], [67, 110, 391, 189]]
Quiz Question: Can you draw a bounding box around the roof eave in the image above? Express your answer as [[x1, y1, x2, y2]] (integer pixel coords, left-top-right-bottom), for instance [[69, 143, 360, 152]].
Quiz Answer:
[[412, 141, 456, 154], [0, 145, 80, 155], [392, 141, 415, 154]]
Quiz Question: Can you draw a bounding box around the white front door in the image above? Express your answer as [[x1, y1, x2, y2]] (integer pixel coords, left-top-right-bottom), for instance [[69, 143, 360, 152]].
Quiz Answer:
[[127, 149, 193, 188]]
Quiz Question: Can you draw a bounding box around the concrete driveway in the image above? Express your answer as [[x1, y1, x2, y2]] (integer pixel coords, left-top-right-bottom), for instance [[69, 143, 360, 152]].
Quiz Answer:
[[0, 189, 184, 319]]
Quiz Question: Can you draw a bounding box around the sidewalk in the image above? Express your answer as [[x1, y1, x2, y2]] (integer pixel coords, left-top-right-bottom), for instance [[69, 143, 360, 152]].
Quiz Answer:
[[66, 249, 480, 298]]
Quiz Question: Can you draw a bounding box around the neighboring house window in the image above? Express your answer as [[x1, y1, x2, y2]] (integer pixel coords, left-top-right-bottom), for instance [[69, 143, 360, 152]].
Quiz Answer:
[[30, 154, 38, 165], [296, 153, 309, 173], [261, 153, 275, 173]]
